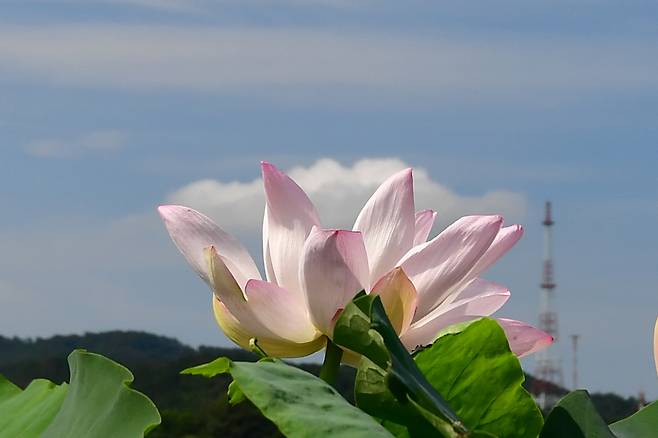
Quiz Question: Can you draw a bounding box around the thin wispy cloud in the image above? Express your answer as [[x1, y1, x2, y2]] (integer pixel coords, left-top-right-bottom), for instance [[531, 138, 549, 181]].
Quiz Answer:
[[29, 0, 359, 13], [0, 25, 656, 104], [102, 0, 202, 12], [24, 130, 128, 158]]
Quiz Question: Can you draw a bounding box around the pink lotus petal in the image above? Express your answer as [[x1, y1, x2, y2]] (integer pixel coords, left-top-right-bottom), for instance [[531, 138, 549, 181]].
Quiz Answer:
[[414, 209, 437, 246], [497, 318, 553, 358], [413, 224, 523, 323], [371, 267, 418, 335], [205, 245, 271, 337], [212, 298, 255, 349], [470, 224, 524, 278], [262, 206, 277, 284], [426, 278, 510, 321], [158, 205, 261, 289], [400, 314, 471, 352], [354, 168, 415, 287], [244, 279, 320, 343], [206, 246, 320, 346], [399, 215, 503, 321], [300, 228, 369, 336], [400, 279, 509, 350], [262, 162, 321, 300], [212, 298, 325, 357]]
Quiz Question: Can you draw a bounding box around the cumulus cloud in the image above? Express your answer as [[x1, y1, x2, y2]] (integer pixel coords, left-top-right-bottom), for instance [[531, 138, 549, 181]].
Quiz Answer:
[[24, 130, 127, 158], [167, 157, 527, 236]]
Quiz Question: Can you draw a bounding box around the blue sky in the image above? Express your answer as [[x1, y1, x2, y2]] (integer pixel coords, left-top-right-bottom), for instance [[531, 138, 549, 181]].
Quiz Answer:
[[1, 0, 657, 399]]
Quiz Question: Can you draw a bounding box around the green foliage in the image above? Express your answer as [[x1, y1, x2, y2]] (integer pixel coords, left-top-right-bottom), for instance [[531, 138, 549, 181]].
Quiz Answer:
[[184, 357, 393, 438], [181, 357, 230, 377], [414, 318, 543, 438], [334, 294, 542, 437], [542, 390, 658, 438], [333, 293, 466, 436], [0, 376, 67, 437], [610, 401, 658, 437], [0, 350, 160, 438], [333, 291, 390, 369], [43, 350, 161, 437], [540, 390, 616, 438], [1, 331, 653, 438]]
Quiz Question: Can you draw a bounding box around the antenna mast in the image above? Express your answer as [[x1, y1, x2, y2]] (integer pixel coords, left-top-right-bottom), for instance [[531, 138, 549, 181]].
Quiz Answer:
[[534, 201, 564, 409]]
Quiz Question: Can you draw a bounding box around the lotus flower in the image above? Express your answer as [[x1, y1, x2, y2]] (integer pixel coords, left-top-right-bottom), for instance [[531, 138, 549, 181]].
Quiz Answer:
[[158, 162, 552, 359]]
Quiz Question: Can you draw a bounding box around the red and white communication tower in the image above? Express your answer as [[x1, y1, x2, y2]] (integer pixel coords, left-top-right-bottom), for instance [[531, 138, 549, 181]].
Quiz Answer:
[[534, 201, 564, 409]]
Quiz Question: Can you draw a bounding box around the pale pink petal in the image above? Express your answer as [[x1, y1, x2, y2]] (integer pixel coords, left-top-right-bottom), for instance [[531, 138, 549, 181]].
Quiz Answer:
[[402, 316, 553, 358], [400, 279, 509, 349], [262, 162, 321, 300], [205, 246, 283, 349], [470, 224, 524, 278], [414, 209, 437, 246], [244, 279, 320, 343], [415, 223, 523, 319], [212, 298, 325, 357], [423, 279, 511, 322], [212, 298, 254, 350], [205, 245, 259, 329], [400, 314, 471, 351], [371, 267, 418, 335], [354, 168, 415, 287], [300, 228, 369, 336], [158, 205, 261, 288], [399, 215, 503, 321], [262, 206, 277, 284], [497, 318, 553, 357], [206, 246, 320, 346]]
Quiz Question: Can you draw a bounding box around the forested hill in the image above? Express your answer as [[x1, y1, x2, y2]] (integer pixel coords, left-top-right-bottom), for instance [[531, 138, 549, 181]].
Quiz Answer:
[[0, 331, 349, 438], [0, 331, 194, 367], [0, 331, 641, 437]]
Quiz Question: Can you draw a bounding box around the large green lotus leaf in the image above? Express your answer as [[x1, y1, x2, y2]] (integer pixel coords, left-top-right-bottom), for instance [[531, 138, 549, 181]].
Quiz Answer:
[[42, 349, 161, 438], [0, 376, 68, 437], [610, 400, 658, 437], [414, 318, 543, 438], [0, 375, 21, 400], [0, 350, 160, 438], [540, 390, 614, 438], [183, 357, 393, 438]]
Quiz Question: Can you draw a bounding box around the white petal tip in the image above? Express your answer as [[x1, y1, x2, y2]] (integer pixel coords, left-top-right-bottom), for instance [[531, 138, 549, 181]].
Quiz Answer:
[[157, 204, 190, 219], [157, 204, 174, 217]]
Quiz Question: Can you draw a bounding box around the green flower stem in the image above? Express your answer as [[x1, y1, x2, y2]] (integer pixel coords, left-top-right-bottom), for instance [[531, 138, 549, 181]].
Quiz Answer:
[[319, 338, 343, 387]]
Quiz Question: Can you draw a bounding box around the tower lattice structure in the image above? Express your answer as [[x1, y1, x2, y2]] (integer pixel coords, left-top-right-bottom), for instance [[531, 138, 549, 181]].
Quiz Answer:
[[534, 201, 564, 409]]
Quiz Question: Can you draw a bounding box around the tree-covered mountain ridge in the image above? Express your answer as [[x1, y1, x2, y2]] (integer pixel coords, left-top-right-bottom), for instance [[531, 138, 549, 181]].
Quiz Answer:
[[0, 331, 641, 437]]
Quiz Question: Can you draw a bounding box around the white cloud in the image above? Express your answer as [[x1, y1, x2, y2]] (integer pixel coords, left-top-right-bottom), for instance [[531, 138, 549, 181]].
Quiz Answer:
[[0, 25, 656, 103], [24, 130, 127, 158], [167, 157, 527, 236]]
